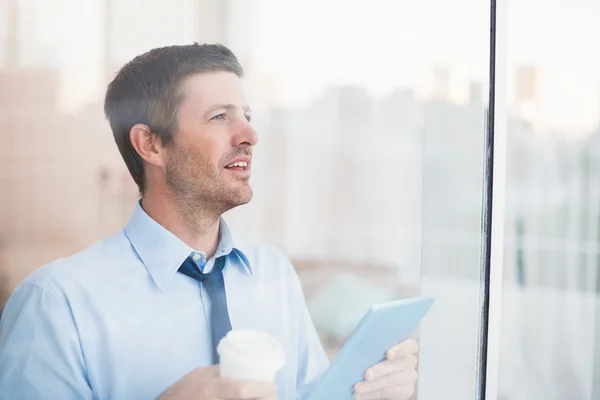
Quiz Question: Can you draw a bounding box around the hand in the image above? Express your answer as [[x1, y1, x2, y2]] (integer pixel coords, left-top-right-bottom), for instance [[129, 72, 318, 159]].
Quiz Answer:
[[158, 365, 278, 400], [352, 339, 419, 400]]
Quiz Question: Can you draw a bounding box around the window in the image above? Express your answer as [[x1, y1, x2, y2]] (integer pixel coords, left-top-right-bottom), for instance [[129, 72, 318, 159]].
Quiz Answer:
[[2, 0, 598, 399]]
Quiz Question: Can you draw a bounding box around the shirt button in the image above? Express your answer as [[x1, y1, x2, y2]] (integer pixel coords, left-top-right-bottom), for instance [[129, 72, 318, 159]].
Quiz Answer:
[[192, 253, 201, 261]]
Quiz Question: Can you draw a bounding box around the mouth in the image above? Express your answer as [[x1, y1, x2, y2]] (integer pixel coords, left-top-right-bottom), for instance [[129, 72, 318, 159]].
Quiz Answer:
[[224, 158, 251, 177], [224, 161, 249, 171]]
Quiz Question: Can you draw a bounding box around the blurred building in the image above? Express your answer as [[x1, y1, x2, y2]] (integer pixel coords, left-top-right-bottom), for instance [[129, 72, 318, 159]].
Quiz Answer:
[[514, 65, 542, 129], [432, 66, 451, 100], [515, 65, 540, 103]]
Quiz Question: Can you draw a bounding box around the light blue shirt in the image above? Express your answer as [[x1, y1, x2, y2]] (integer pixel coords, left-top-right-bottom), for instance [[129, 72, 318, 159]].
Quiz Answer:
[[0, 203, 329, 399]]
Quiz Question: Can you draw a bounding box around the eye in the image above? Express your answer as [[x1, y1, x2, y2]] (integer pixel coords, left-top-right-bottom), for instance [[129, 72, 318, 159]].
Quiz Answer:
[[245, 114, 252, 123], [211, 113, 227, 121]]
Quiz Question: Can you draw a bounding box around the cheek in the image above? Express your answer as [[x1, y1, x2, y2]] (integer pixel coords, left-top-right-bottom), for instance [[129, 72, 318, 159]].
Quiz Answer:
[[190, 143, 227, 175], [200, 141, 229, 167], [171, 131, 229, 172], [182, 139, 218, 162]]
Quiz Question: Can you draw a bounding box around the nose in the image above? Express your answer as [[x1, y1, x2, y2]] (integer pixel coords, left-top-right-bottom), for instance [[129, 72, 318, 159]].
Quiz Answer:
[[233, 119, 258, 147]]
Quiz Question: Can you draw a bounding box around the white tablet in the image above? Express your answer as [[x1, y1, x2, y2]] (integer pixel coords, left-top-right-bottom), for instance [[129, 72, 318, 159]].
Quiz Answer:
[[307, 296, 435, 400]]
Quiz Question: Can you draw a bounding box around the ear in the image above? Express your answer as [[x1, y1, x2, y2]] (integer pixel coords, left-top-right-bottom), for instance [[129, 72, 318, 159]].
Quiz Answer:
[[129, 124, 166, 168]]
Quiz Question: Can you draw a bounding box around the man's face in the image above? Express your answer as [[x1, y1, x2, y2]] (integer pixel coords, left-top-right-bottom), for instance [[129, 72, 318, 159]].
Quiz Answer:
[[163, 71, 258, 215]]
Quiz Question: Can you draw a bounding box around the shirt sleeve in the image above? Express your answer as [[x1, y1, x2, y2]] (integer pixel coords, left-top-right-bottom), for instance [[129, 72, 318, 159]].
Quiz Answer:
[[0, 281, 92, 399], [291, 270, 330, 400]]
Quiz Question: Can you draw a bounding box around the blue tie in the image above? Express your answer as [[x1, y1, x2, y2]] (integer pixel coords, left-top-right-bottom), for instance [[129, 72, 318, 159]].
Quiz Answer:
[[178, 255, 232, 364]]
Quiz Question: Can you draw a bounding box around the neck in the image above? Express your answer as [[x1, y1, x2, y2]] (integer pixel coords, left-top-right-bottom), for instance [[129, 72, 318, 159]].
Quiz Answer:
[[140, 191, 221, 259]]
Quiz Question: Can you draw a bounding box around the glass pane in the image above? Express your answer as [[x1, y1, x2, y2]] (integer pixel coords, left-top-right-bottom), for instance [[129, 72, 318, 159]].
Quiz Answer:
[[414, 3, 493, 399], [0, 0, 492, 398], [499, 0, 600, 398], [223, 1, 492, 399]]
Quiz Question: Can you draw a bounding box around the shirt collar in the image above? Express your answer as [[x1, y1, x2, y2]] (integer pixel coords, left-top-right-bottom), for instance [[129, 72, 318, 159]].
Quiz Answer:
[[124, 202, 252, 290]]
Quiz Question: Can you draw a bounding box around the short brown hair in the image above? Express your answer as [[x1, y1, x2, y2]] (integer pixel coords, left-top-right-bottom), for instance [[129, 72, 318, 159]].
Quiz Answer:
[[104, 43, 244, 195]]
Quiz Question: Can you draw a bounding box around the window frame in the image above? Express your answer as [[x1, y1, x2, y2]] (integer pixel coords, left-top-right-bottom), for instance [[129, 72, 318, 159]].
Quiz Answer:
[[478, 1, 507, 399]]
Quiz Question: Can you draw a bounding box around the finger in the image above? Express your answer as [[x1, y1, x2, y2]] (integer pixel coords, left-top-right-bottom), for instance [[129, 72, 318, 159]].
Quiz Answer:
[[217, 379, 277, 399], [355, 370, 418, 394], [353, 384, 415, 400], [364, 356, 418, 380], [386, 338, 419, 360]]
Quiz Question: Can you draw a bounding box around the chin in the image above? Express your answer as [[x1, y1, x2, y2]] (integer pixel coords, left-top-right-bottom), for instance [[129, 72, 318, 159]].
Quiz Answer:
[[238, 189, 253, 205], [226, 188, 253, 209]]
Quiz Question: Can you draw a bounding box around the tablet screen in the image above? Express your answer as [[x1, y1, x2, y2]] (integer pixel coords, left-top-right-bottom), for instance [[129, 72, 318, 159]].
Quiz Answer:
[[307, 296, 435, 400]]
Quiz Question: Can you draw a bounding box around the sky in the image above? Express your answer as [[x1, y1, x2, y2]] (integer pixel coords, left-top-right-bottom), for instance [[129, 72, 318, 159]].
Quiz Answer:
[[0, 0, 599, 134]]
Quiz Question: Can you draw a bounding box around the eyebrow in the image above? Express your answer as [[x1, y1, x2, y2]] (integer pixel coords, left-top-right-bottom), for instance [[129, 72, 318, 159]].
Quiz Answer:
[[203, 103, 252, 117]]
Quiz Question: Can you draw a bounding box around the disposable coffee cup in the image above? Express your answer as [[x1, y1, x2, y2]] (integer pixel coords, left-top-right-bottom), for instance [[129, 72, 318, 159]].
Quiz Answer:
[[217, 329, 285, 382]]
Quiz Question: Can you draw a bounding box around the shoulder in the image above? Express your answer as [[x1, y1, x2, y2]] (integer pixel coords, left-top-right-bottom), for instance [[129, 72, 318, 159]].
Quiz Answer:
[[237, 240, 292, 264], [18, 231, 132, 295], [233, 239, 305, 291], [235, 239, 296, 272]]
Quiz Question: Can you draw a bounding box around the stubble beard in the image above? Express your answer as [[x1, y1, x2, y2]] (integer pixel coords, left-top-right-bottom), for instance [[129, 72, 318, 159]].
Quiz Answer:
[[164, 146, 253, 231]]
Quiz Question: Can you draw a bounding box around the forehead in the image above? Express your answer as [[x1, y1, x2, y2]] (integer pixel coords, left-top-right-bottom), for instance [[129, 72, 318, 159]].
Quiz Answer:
[[179, 71, 247, 111]]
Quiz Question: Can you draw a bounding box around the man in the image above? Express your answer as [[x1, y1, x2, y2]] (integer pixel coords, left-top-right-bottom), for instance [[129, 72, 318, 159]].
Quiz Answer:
[[0, 44, 418, 399]]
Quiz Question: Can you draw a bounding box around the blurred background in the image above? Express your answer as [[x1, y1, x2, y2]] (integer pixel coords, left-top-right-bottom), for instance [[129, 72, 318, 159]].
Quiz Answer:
[[0, 0, 599, 399]]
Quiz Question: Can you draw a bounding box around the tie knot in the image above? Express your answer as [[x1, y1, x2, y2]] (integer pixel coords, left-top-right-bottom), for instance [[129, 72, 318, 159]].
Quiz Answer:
[[178, 255, 226, 283]]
